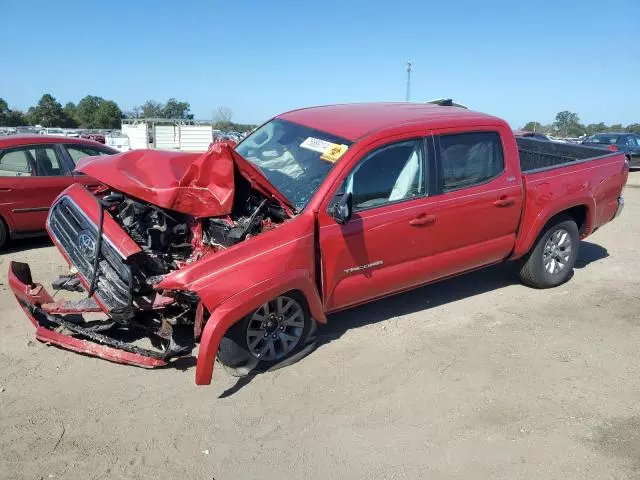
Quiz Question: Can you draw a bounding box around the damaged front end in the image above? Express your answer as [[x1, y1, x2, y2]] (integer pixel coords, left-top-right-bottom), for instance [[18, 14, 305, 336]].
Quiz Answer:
[[9, 144, 292, 370]]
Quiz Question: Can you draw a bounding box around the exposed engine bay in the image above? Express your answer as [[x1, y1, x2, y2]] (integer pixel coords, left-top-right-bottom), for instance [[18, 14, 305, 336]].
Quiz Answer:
[[111, 176, 288, 279]]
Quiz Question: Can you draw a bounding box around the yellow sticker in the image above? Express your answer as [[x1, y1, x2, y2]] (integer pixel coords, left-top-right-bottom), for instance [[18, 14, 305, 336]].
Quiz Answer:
[[320, 144, 349, 163]]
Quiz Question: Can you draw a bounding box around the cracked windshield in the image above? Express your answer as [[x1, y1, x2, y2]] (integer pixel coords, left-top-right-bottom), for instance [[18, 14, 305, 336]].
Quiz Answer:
[[236, 118, 352, 210]]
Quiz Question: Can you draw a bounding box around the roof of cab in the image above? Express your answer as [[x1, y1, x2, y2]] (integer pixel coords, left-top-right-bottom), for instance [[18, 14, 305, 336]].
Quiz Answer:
[[0, 134, 106, 148], [277, 103, 504, 141]]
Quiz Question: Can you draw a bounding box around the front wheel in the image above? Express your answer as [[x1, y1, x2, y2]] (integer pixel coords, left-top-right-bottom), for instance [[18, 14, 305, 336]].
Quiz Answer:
[[519, 215, 579, 289], [217, 292, 317, 375]]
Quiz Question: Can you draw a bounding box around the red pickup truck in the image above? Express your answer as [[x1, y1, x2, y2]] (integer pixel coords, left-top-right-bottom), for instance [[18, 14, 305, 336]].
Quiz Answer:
[[9, 103, 628, 385]]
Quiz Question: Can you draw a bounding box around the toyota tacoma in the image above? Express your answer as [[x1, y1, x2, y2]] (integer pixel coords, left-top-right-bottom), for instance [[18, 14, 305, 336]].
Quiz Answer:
[[9, 103, 628, 385]]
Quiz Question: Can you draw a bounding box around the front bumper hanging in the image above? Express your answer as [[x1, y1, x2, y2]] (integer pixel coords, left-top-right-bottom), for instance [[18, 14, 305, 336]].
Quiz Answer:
[[9, 261, 168, 368]]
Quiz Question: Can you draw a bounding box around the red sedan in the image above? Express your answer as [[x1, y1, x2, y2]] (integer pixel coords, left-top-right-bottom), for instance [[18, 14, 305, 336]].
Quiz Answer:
[[0, 135, 116, 248]]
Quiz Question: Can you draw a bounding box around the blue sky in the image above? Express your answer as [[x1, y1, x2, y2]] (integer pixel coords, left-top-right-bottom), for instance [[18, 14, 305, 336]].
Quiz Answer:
[[1, 0, 638, 128]]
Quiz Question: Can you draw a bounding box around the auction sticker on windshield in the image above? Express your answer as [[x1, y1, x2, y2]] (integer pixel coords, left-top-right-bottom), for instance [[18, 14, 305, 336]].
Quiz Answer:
[[300, 137, 336, 153], [320, 144, 349, 163]]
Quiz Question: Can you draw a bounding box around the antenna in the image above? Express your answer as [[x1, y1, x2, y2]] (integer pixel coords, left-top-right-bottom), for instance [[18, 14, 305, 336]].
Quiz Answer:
[[406, 62, 412, 102]]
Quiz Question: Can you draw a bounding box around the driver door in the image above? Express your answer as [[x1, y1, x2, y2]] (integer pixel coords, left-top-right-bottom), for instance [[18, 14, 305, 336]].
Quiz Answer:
[[318, 136, 435, 311]]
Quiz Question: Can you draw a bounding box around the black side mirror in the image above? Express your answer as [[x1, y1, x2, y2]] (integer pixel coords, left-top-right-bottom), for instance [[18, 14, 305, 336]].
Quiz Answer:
[[331, 192, 353, 225]]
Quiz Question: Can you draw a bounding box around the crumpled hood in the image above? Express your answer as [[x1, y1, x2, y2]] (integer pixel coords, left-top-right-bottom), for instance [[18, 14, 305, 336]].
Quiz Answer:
[[76, 144, 292, 218]]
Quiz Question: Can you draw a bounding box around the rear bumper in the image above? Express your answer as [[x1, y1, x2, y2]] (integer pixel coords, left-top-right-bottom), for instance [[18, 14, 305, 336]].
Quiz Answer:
[[614, 196, 624, 219], [8, 261, 167, 368]]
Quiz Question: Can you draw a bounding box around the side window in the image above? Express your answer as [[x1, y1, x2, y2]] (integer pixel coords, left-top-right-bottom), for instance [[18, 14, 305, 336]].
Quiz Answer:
[[439, 132, 504, 192], [0, 150, 33, 177], [65, 145, 112, 165], [0, 146, 64, 177], [341, 139, 425, 211]]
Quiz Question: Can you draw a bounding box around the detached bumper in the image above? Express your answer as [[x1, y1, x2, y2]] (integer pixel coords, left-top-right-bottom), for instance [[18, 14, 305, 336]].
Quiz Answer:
[[9, 261, 167, 368]]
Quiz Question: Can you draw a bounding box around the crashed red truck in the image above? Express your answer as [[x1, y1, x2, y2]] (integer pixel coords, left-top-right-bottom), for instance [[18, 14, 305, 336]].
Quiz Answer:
[[9, 103, 628, 385]]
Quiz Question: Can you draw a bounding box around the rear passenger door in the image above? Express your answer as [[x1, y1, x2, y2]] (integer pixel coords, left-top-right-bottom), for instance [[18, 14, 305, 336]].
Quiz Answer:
[[0, 144, 73, 234], [424, 129, 523, 278]]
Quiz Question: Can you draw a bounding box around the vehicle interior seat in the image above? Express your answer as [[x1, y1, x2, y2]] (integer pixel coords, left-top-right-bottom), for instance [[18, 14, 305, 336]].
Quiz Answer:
[[34, 149, 57, 176]]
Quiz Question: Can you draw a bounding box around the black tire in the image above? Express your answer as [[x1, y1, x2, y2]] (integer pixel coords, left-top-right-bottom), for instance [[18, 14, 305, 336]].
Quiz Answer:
[[519, 215, 579, 289], [217, 292, 317, 376], [0, 217, 7, 250]]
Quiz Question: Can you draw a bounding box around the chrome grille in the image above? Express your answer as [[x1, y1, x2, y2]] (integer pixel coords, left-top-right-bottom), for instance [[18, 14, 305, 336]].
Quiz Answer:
[[47, 197, 132, 312]]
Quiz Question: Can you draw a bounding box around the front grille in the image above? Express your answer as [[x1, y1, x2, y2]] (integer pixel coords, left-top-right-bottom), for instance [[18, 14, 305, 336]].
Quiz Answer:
[[48, 197, 132, 312]]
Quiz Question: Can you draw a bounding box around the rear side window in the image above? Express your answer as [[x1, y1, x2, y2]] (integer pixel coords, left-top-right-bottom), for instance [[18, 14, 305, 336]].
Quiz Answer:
[[0, 146, 64, 177], [0, 150, 33, 176], [438, 132, 504, 192], [65, 145, 112, 164]]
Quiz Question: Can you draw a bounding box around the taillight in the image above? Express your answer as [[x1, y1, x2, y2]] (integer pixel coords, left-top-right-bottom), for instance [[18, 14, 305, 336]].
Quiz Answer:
[[608, 144, 619, 152], [621, 157, 629, 194]]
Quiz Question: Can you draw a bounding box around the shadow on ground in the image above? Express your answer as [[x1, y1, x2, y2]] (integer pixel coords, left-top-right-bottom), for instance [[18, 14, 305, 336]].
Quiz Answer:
[[2, 236, 51, 254], [220, 240, 609, 396]]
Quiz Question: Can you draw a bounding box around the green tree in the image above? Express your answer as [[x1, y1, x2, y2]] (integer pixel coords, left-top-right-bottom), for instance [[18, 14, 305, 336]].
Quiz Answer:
[[0, 98, 27, 126], [610, 124, 624, 132], [62, 102, 78, 127], [75, 95, 105, 128], [584, 123, 607, 135], [139, 100, 164, 118], [626, 123, 640, 134], [553, 111, 583, 137], [162, 98, 192, 119], [0, 98, 9, 125], [5, 110, 26, 126], [30, 94, 67, 127], [94, 100, 123, 128], [522, 121, 543, 132]]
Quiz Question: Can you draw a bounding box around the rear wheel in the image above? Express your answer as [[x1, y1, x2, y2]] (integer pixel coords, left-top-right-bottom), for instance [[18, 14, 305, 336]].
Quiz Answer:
[[519, 215, 579, 288], [217, 292, 317, 375]]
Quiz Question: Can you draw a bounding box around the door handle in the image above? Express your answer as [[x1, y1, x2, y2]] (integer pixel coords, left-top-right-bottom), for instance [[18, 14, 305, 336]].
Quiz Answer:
[[493, 196, 515, 207], [409, 214, 436, 226], [0, 188, 11, 192]]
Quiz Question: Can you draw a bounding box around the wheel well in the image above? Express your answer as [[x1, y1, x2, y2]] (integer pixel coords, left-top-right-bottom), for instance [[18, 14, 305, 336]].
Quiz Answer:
[[555, 205, 588, 234], [0, 214, 8, 236]]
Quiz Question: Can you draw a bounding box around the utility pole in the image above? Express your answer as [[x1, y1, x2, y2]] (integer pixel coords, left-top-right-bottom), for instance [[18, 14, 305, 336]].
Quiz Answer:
[[406, 62, 412, 102]]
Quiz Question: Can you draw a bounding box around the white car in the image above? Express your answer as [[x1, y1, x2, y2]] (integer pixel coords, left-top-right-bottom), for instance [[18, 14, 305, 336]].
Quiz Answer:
[[105, 133, 131, 152]]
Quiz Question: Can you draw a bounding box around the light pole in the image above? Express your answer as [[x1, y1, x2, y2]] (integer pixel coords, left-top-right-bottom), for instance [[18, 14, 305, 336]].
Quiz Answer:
[[406, 62, 412, 102]]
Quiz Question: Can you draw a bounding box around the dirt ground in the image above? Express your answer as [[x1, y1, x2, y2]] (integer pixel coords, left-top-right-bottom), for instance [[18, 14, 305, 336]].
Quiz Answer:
[[1, 175, 639, 480]]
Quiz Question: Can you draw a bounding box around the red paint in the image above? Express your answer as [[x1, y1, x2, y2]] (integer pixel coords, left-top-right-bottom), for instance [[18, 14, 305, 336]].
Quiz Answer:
[[0, 135, 116, 242], [42, 299, 103, 314], [9, 104, 628, 385], [76, 142, 293, 217], [35, 328, 166, 368], [9, 261, 166, 368]]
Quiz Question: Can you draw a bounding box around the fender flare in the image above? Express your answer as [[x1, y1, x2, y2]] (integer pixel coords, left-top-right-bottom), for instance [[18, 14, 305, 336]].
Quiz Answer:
[[512, 197, 595, 258], [195, 269, 326, 385]]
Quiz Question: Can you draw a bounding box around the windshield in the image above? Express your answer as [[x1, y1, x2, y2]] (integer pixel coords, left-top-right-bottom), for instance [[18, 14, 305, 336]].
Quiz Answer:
[[236, 119, 351, 211]]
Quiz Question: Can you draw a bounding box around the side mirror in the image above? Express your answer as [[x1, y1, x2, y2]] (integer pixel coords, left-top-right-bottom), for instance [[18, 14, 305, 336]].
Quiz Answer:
[[331, 192, 353, 225]]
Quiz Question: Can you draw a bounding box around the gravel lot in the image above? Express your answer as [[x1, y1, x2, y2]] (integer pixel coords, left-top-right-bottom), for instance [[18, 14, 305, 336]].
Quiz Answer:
[[1, 174, 638, 480]]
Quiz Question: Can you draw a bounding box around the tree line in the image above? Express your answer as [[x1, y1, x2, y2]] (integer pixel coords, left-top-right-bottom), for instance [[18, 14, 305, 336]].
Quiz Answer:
[[0, 94, 256, 132], [524, 111, 640, 137]]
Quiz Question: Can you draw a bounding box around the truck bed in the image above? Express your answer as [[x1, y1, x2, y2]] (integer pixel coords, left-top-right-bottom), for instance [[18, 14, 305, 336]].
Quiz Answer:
[[516, 137, 617, 173]]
